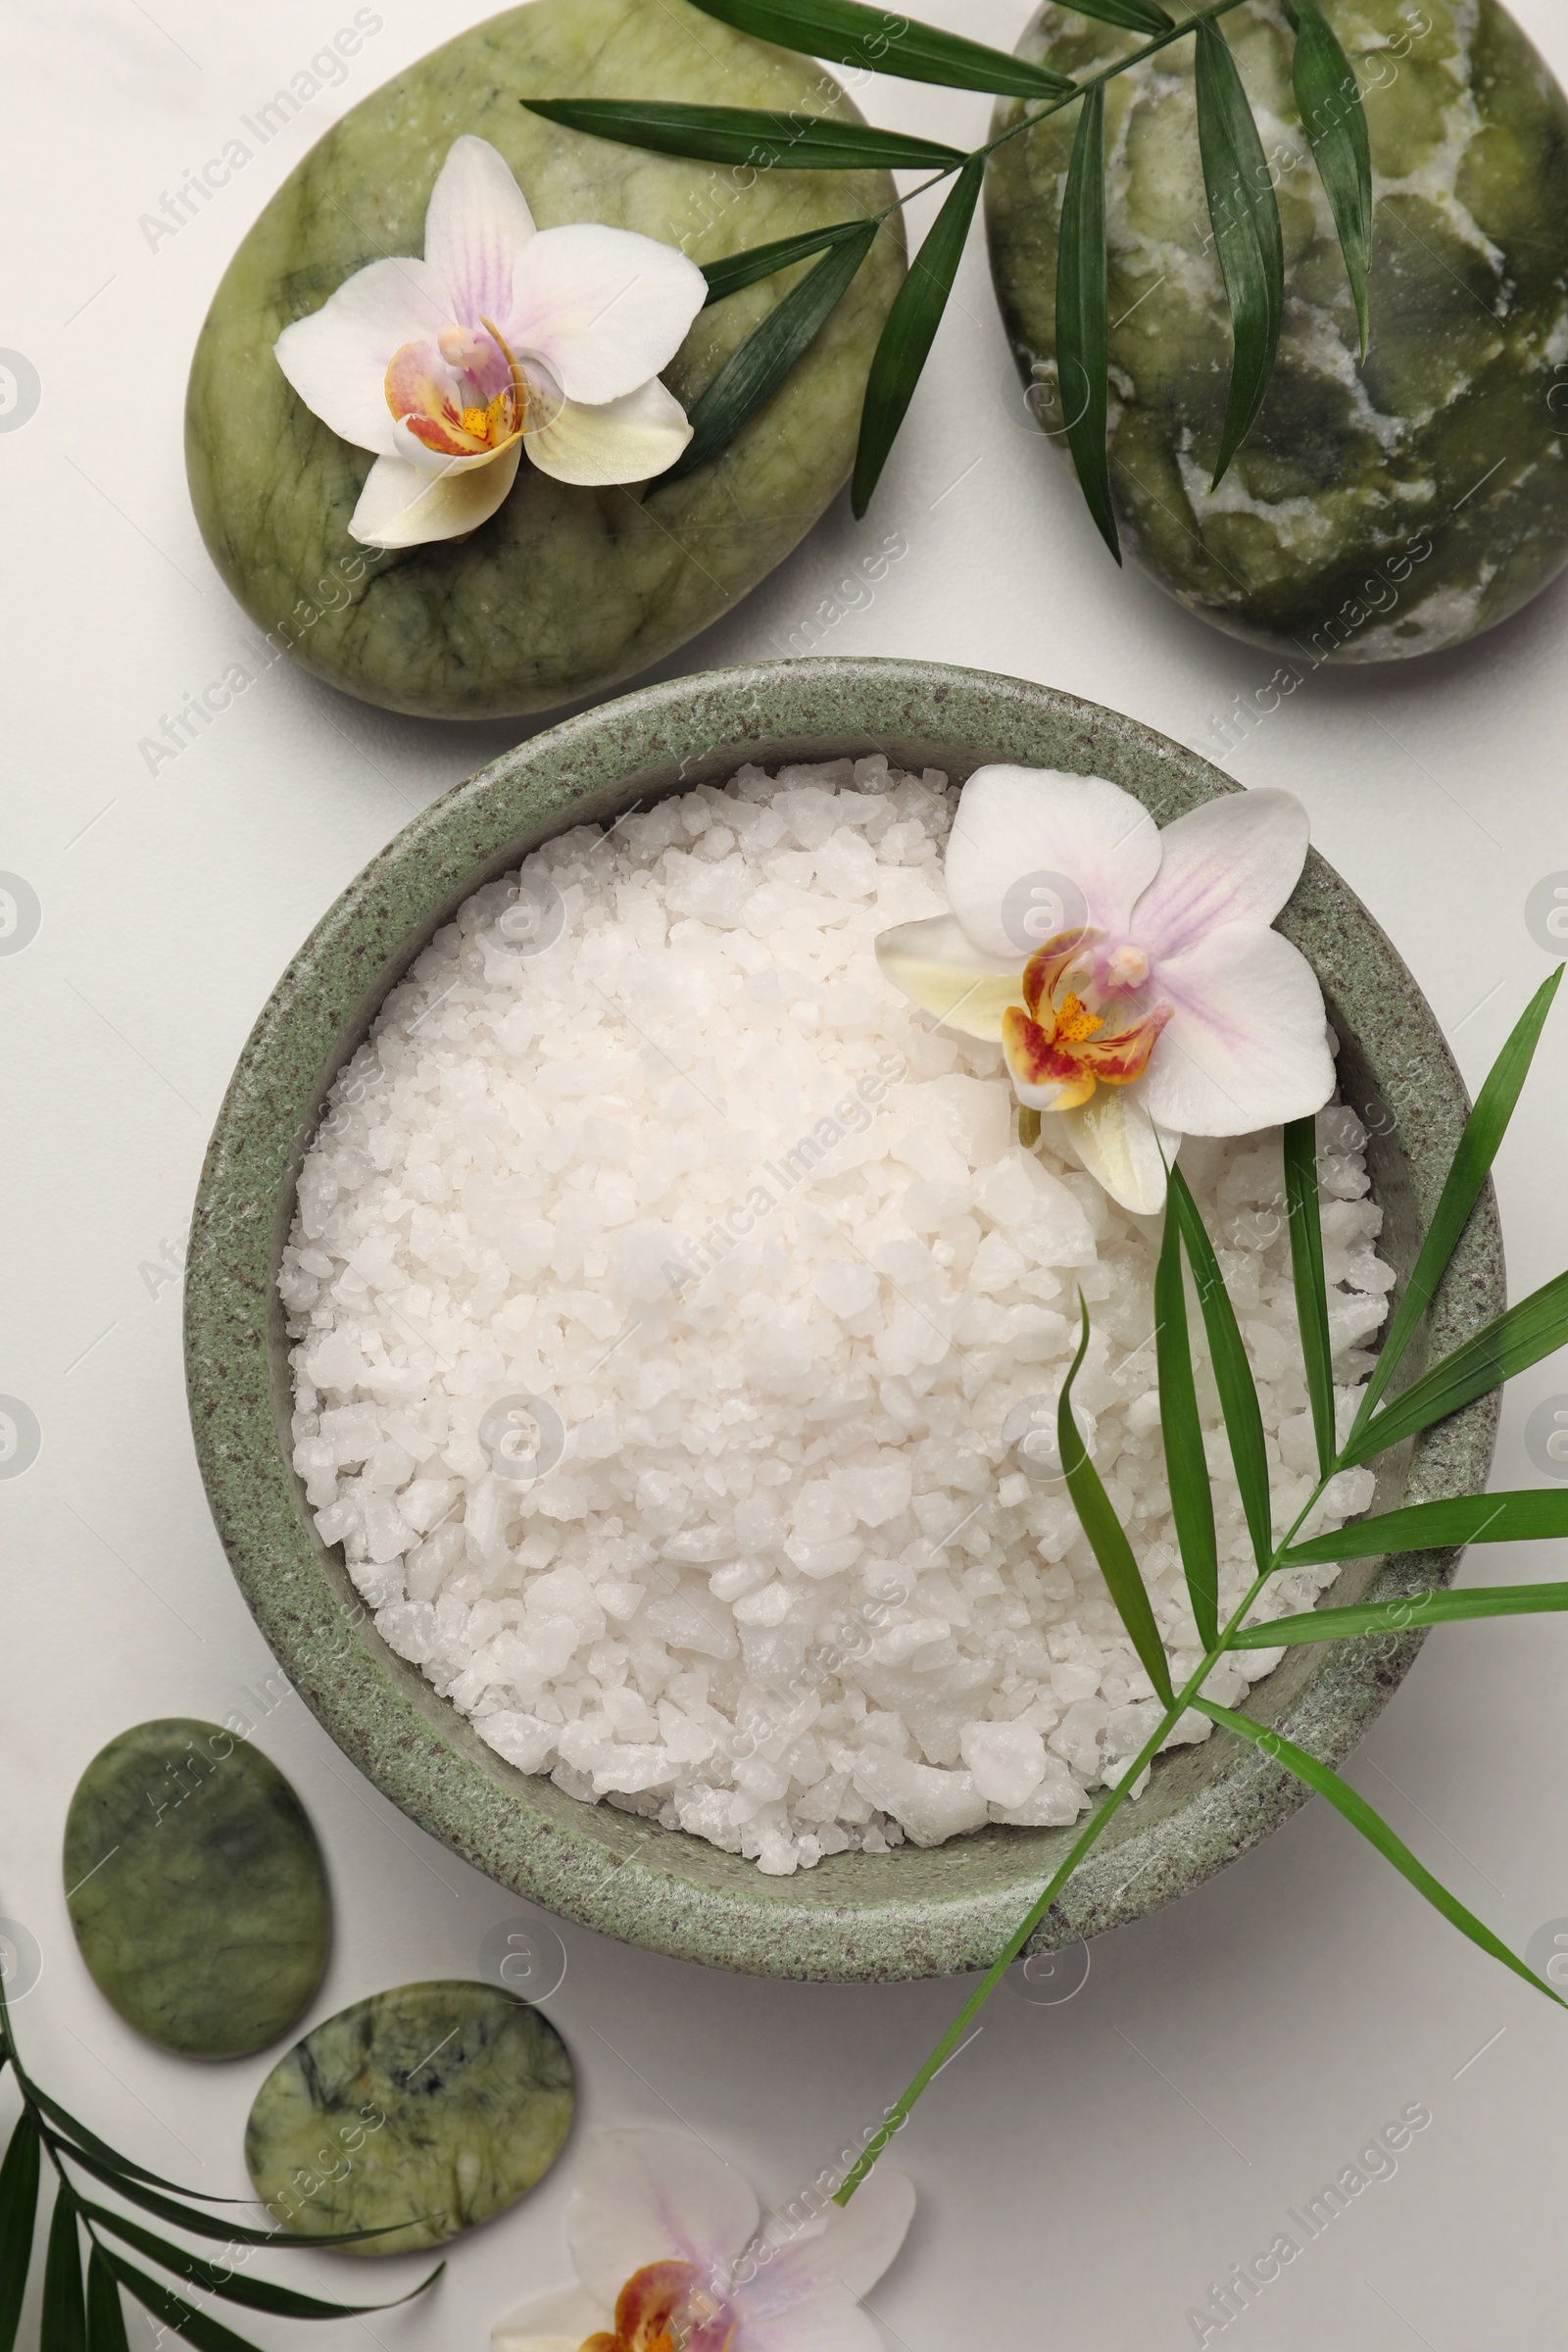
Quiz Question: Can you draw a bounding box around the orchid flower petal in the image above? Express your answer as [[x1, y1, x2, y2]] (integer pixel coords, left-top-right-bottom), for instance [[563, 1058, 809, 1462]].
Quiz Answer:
[[524, 376, 693, 486], [874, 913, 1026, 1042], [565, 2132, 760, 2309], [944, 766, 1161, 961], [740, 2171, 914, 2317], [508, 222, 708, 403], [737, 2293, 887, 2352], [1053, 1090, 1177, 1216], [274, 257, 446, 456], [1138, 923, 1335, 1136], [491, 2283, 608, 2352], [348, 442, 521, 547], [1129, 789, 1310, 965], [423, 133, 537, 326]]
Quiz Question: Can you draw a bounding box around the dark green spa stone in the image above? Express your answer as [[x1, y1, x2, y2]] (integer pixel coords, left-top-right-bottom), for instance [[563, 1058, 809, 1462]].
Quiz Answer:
[[986, 0, 1568, 660], [184, 0, 905, 721], [63, 1718, 328, 2059], [244, 1981, 574, 2254]]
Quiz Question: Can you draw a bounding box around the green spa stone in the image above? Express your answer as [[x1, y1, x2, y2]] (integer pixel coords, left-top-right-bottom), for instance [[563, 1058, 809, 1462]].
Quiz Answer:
[[184, 0, 905, 721], [63, 1718, 328, 2059], [245, 1981, 573, 2254], [985, 0, 1568, 661]]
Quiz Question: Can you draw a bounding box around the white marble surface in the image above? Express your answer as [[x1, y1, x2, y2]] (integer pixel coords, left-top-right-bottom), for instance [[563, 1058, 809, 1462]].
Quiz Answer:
[[6, 1, 1568, 2345]]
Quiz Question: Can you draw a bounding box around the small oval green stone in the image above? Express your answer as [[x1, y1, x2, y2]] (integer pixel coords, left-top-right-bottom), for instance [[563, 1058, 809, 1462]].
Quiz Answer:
[[244, 1981, 573, 2255], [63, 1718, 329, 2059], [985, 0, 1568, 661], [184, 0, 904, 721]]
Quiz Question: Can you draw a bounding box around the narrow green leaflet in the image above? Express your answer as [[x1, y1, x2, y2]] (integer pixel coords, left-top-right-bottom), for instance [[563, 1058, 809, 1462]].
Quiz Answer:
[[42, 2191, 87, 2352], [671, 223, 877, 479], [1054, 83, 1118, 563], [688, 0, 1077, 98], [82, 2206, 442, 2320], [1154, 1194, 1217, 1649], [701, 220, 870, 305], [1341, 1268, 1568, 1469], [1283, 1115, 1336, 1477], [522, 98, 964, 173], [1282, 1489, 1568, 1566], [1197, 1698, 1568, 2007], [85, 2251, 130, 2352], [1283, 0, 1372, 352], [1193, 19, 1285, 485], [1058, 0, 1173, 26], [1169, 1167, 1273, 1570], [0, 2112, 41, 2352], [1060, 1300, 1175, 1702], [1233, 1580, 1568, 1647], [19, 2078, 204, 2197], [104, 2255, 267, 2352], [1353, 967, 1563, 1438], [853, 155, 984, 516], [52, 2141, 405, 2249]]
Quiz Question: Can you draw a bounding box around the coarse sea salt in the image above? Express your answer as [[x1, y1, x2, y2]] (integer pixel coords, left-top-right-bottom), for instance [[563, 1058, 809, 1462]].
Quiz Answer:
[[282, 760, 1393, 1876]]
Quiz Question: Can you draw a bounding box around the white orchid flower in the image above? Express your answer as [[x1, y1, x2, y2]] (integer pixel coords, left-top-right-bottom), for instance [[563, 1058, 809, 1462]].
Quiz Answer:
[[492, 2129, 913, 2352], [876, 765, 1335, 1215], [273, 135, 707, 549]]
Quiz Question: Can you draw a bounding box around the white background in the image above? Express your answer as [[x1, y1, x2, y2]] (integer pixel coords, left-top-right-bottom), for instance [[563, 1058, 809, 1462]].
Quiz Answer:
[[6, 0, 1568, 2345]]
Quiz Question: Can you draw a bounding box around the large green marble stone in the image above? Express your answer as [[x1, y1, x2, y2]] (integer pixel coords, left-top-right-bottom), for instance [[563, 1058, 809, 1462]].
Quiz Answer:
[[184, 0, 904, 720], [63, 1718, 328, 2059], [244, 1981, 573, 2254], [986, 0, 1568, 661]]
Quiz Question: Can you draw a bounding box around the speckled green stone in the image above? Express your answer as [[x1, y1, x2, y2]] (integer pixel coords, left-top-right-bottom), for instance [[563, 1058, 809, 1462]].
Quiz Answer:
[[184, 0, 904, 720], [63, 1718, 328, 2059], [986, 0, 1568, 660], [245, 1981, 573, 2254]]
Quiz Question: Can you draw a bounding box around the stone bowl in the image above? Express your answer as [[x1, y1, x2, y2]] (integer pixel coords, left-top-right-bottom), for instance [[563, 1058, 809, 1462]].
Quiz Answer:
[[184, 658, 1503, 1981]]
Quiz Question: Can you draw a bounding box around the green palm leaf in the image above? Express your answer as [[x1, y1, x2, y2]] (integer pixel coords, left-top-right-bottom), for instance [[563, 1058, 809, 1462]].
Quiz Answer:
[[17, 2079, 203, 2198], [81, 2206, 441, 2319], [1154, 1192, 1217, 1649], [1341, 1268, 1568, 1468], [1283, 1114, 1336, 1477], [1233, 1579, 1568, 1647], [670, 222, 878, 480], [1351, 966, 1562, 1440], [1061, 1299, 1175, 1703], [42, 2191, 86, 2352], [521, 98, 964, 172], [0, 2113, 41, 2352], [85, 2251, 129, 2352], [1169, 1165, 1273, 1570], [51, 2142, 405, 2250], [1198, 1698, 1567, 2006], [1062, 0, 1173, 25], [102, 2255, 265, 2352], [853, 155, 985, 515], [1054, 83, 1118, 562], [701, 220, 872, 305], [687, 0, 1076, 97], [1193, 19, 1285, 485], [1281, 1489, 1568, 1565], [1283, 0, 1372, 353]]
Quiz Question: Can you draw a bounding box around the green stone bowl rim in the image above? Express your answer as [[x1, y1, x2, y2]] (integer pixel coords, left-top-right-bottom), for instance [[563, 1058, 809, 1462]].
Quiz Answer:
[[184, 654, 1502, 1982]]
